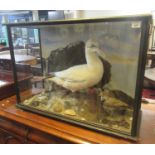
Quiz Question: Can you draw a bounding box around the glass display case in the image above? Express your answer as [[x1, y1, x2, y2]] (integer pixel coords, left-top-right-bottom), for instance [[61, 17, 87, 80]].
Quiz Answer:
[[6, 15, 151, 139]]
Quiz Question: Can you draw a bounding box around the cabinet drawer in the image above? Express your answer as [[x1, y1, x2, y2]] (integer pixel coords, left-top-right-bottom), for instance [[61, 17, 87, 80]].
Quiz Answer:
[[0, 117, 71, 144]]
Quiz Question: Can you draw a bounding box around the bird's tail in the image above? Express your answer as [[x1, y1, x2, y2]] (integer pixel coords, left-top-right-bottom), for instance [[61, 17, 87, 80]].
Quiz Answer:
[[47, 77, 65, 87], [42, 72, 56, 80]]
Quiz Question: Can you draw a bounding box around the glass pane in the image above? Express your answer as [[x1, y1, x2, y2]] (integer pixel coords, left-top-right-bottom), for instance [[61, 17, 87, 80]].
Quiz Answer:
[[12, 20, 143, 135], [10, 27, 42, 100]]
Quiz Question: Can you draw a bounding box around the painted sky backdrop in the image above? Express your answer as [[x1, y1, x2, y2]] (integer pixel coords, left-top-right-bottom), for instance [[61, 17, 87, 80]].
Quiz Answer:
[[39, 21, 142, 98]]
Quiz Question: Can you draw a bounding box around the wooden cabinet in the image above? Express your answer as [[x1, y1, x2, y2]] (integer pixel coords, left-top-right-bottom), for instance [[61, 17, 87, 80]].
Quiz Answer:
[[0, 95, 155, 144]]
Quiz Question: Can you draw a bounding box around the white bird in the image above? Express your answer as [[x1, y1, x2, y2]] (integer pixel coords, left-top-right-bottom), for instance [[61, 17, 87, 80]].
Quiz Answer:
[[47, 39, 105, 92]]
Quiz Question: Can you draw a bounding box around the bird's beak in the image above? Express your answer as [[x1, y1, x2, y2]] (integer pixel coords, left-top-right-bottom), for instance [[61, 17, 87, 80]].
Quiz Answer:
[[96, 48, 105, 59]]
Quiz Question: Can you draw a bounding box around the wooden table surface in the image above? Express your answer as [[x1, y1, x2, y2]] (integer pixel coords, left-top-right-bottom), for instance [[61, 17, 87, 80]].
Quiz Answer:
[[0, 95, 155, 144]]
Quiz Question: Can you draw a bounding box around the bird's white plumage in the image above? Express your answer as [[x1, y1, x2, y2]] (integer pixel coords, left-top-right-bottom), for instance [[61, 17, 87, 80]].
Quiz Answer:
[[47, 39, 105, 92]]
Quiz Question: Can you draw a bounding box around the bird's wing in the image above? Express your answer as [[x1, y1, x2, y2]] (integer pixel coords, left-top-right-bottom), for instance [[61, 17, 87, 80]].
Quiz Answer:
[[54, 64, 91, 82], [48, 76, 88, 92]]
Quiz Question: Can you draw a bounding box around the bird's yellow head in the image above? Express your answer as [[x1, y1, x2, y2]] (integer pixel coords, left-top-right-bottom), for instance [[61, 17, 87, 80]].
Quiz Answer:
[[86, 39, 105, 59], [86, 39, 99, 50]]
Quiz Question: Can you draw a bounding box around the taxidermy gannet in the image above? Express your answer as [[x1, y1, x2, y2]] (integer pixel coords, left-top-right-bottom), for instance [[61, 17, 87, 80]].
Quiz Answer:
[[47, 39, 105, 92]]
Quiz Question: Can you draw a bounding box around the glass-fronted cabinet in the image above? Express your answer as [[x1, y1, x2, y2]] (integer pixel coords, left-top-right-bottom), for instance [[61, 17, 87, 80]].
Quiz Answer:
[[6, 15, 151, 139]]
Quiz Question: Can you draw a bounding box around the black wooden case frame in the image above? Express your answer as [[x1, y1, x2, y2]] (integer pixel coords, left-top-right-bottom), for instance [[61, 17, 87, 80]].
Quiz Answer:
[[6, 14, 152, 140]]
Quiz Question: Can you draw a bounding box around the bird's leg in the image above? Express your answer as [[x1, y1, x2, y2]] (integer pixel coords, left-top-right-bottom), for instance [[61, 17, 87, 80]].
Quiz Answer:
[[87, 87, 105, 122], [87, 87, 97, 95]]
